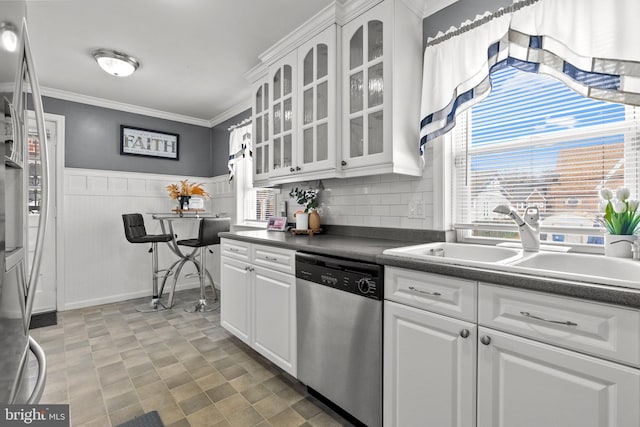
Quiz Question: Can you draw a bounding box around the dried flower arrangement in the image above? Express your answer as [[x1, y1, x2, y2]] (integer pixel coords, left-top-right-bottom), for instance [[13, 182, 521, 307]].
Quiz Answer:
[[166, 179, 210, 199]]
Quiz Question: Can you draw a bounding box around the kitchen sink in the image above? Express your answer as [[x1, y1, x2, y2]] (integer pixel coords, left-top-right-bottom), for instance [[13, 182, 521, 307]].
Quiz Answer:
[[384, 242, 640, 290], [509, 251, 640, 289], [383, 242, 522, 266]]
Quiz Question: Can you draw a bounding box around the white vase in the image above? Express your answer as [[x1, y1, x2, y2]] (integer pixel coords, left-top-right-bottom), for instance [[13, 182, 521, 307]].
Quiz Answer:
[[295, 212, 309, 230], [604, 234, 637, 258]]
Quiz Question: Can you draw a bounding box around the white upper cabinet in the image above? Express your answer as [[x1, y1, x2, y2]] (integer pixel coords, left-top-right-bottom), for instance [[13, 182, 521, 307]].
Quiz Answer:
[[252, 78, 270, 184], [269, 51, 297, 178], [341, 0, 422, 177], [296, 25, 337, 176], [246, 0, 423, 186]]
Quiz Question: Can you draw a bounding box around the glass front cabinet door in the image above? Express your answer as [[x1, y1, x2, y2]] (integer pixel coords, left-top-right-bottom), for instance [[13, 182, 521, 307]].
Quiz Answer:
[[297, 25, 337, 175], [342, 3, 389, 171], [341, 0, 422, 177], [269, 51, 297, 178], [252, 78, 270, 184]]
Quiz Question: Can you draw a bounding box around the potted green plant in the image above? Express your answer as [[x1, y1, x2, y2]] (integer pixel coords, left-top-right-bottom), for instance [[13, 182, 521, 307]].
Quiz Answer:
[[289, 187, 319, 230], [598, 187, 640, 257]]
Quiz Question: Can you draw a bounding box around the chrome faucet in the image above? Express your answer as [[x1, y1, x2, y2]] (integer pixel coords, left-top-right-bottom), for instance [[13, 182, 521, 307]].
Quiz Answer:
[[493, 205, 540, 252]]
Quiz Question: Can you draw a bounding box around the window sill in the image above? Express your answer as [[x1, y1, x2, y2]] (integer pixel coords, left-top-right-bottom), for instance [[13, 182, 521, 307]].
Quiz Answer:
[[231, 221, 268, 232]]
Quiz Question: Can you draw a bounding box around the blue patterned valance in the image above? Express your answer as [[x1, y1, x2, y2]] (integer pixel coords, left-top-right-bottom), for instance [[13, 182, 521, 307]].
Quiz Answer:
[[419, 0, 640, 154]]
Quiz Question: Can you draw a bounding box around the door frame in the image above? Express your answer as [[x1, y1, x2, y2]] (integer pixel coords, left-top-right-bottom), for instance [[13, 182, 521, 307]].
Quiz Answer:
[[27, 111, 65, 312]]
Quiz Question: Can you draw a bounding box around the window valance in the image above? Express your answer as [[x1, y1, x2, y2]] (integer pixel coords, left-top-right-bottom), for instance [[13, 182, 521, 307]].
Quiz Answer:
[[227, 124, 252, 182], [420, 0, 640, 154]]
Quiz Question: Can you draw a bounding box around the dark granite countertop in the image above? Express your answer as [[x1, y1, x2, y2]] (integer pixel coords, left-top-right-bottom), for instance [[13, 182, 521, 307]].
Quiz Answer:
[[220, 230, 640, 309], [219, 230, 413, 263]]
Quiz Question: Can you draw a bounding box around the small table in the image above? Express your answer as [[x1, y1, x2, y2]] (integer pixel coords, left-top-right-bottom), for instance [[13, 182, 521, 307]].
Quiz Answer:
[[151, 212, 223, 312]]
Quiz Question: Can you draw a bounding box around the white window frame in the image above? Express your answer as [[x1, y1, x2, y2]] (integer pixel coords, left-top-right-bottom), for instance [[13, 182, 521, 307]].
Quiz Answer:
[[234, 149, 279, 227]]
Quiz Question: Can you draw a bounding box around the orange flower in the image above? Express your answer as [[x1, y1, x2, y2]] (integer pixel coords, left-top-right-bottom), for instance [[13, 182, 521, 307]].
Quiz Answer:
[[166, 179, 210, 199]]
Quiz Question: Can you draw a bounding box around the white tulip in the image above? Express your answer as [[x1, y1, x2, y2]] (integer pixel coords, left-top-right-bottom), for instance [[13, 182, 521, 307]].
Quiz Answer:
[[600, 188, 613, 200], [629, 199, 639, 212], [599, 200, 609, 213], [613, 200, 627, 214], [616, 187, 631, 201]]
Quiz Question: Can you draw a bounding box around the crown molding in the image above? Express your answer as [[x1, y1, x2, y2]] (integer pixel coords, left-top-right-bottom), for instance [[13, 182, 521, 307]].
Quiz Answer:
[[338, 0, 382, 24], [209, 98, 252, 128], [40, 86, 212, 127], [259, 2, 340, 65], [244, 61, 269, 84]]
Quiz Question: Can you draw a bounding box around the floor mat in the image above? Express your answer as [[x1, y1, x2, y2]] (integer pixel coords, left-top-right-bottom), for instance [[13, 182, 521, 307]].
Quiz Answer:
[[116, 411, 164, 427]]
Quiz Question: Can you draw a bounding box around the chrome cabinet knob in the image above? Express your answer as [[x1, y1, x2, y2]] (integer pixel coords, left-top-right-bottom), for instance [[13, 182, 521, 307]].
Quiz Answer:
[[480, 335, 491, 345], [341, 160, 347, 166], [459, 329, 470, 339]]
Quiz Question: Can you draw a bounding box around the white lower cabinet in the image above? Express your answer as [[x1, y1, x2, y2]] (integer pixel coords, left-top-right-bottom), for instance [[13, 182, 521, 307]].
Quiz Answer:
[[220, 256, 251, 344], [220, 239, 296, 377], [384, 268, 640, 427], [252, 265, 296, 376], [384, 300, 476, 427], [477, 327, 640, 427]]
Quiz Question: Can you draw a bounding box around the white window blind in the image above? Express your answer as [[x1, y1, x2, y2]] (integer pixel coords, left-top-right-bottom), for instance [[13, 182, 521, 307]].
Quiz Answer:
[[251, 189, 277, 221], [454, 65, 640, 247]]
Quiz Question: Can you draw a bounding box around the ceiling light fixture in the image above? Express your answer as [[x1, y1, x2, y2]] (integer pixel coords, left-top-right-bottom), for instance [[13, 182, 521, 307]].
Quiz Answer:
[[0, 21, 18, 52], [91, 48, 140, 77]]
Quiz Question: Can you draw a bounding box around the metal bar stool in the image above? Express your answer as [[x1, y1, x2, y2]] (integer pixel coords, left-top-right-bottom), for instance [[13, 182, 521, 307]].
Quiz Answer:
[[176, 217, 230, 312], [122, 213, 173, 312]]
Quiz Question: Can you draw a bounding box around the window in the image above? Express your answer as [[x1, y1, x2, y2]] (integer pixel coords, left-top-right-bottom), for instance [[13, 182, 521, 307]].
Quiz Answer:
[[246, 188, 277, 222], [232, 124, 278, 223], [454, 65, 640, 249]]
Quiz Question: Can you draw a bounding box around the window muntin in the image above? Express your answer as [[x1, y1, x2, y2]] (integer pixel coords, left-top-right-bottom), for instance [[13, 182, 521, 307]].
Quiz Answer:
[[454, 65, 640, 248]]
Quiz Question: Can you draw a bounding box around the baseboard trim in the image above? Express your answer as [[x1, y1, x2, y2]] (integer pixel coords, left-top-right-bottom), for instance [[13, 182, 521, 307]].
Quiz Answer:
[[30, 311, 57, 329], [61, 281, 204, 311]]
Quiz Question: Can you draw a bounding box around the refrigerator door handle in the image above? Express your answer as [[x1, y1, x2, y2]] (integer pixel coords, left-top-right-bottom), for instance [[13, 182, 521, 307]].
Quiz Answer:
[[26, 337, 46, 404], [20, 19, 50, 322]]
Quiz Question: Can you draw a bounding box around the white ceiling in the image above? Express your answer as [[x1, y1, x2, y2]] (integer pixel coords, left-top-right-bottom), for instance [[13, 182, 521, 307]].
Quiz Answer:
[[25, 0, 335, 126]]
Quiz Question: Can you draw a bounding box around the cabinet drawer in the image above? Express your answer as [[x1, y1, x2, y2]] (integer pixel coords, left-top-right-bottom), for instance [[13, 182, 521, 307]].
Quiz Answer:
[[385, 267, 477, 322], [479, 283, 640, 367], [220, 238, 250, 261], [252, 244, 295, 275]]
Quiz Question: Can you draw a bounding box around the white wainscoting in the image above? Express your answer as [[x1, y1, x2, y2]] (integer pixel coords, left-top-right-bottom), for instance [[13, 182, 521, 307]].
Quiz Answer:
[[62, 168, 234, 310]]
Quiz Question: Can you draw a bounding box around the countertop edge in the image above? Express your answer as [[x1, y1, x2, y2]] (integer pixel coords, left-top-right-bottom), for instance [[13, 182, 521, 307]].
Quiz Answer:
[[220, 232, 640, 309], [377, 254, 640, 309]]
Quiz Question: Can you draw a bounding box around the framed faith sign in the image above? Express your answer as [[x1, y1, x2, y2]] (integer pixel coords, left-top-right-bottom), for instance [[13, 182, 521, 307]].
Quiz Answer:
[[120, 125, 180, 160]]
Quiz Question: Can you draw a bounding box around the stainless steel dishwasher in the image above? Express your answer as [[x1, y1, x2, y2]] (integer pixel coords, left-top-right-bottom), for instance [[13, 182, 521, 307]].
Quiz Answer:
[[296, 252, 383, 427]]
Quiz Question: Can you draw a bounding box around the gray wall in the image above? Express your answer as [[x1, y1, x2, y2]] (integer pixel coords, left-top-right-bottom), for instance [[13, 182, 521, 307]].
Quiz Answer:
[[210, 109, 252, 177], [423, 0, 511, 46], [42, 97, 215, 177]]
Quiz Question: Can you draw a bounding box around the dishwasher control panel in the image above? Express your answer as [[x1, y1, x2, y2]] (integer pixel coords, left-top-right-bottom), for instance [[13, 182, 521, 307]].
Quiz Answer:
[[296, 253, 383, 300]]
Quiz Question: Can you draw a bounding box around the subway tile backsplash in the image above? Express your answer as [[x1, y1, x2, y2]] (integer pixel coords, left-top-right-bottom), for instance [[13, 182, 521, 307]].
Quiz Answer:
[[282, 149, 435, 230]]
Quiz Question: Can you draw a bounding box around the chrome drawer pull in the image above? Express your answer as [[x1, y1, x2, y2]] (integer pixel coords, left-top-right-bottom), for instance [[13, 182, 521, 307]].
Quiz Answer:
[[408, 286, 441, 297], [228, 247, 240, 252], [264, 256, 279, 262], [520, 311, 578, 327]]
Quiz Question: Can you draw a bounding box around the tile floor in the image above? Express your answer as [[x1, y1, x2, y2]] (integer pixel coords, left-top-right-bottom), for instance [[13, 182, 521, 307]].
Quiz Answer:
[[29, 289, 353, 427]]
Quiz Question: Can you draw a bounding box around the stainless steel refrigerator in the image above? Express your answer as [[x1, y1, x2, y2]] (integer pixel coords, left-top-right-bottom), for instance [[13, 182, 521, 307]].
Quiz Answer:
[[1, 2, 49, 404]]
